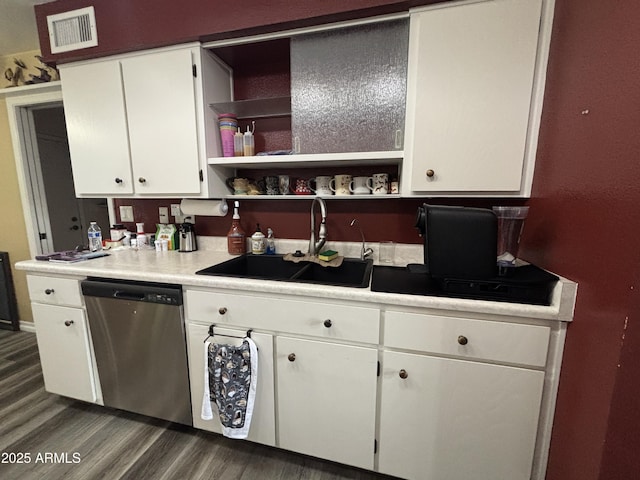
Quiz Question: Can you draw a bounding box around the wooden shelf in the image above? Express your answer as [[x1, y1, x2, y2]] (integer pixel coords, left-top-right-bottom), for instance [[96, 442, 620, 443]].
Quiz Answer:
[[208, 151, 403, 169]]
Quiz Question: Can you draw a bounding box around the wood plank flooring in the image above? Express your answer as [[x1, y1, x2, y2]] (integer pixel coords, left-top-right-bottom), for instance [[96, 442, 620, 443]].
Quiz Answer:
[[0, 330, 391, 480]]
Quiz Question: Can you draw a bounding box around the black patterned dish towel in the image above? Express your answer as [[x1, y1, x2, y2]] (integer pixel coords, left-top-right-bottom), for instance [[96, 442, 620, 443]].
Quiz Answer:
[[201, 337, 258, 439]]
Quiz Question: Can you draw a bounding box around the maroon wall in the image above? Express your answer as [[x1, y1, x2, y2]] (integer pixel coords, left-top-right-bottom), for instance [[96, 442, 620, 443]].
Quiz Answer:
[[36, 1, 640, 479], [517, 1, 640, 479]]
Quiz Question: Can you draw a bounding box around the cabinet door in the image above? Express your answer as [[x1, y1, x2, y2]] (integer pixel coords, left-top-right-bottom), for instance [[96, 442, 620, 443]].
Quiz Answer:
[[276, 336, 377, 470], [121, 48, 201, 195], [32, 303, 97, 403], [378, 351, 544, 480], [404, 0, 542, 193], [60, 61, 133, 195], [186, 323, 275, 446]]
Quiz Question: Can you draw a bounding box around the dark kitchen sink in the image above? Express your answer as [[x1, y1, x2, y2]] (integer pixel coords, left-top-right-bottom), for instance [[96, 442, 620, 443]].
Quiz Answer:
[[196, 254, 373, 288]]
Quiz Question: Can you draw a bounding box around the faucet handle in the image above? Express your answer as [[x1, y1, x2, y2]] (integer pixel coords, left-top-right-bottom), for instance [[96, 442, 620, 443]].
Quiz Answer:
[[362, 247, 374, 260]]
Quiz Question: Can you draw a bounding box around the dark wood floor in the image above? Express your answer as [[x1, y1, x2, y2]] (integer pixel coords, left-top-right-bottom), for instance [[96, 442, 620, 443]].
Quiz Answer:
[[0, 330, 390, 480]]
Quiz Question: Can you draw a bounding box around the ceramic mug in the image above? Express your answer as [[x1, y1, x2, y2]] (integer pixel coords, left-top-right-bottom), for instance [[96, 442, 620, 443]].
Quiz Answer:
[[226, 177, 250, 195], [330, 174, 352, 196], [310, 176, 333, 196], [264, 175, 279, 195], [278, 175, 290, 195], [349, 176, 373, 195], [292, 178, 313, 195], [371, 173, 389, 195]]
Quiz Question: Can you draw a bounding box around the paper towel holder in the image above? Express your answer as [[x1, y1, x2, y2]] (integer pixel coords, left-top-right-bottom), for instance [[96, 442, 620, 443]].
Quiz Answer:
[[179, 198, 229, 217]]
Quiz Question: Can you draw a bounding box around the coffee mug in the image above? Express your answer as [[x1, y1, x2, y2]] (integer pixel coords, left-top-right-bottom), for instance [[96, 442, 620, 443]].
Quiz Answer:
[[226, 177, 250, 195], [372, 173, 389, 195], [310, 176, 333, 196], [278, 175, 290, 195], [264, 175, 279, 195], [349, 176, 373, 195], [330, 174, 352, 196], [293, 178, 313, 195]]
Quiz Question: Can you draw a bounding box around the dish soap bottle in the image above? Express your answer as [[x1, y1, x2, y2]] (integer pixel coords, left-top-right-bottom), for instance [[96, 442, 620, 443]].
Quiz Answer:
[[266, 228, 276, 255], [251, 223, 266, 255], [227, 201, 246, 255]]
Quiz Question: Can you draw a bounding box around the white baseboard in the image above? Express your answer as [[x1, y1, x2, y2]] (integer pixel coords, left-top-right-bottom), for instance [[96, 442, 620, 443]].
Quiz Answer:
[[19, 321, 36, 333]]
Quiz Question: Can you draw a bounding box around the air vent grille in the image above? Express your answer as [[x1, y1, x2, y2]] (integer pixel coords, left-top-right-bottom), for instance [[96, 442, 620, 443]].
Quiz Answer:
[[47, 6, 98, 54]]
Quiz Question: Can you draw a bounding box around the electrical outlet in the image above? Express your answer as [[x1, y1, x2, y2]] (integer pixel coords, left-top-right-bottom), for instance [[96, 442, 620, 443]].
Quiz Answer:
[[119, 205, 134, 222], [159, 207, 169, 224], [170, 204, 181, 216]]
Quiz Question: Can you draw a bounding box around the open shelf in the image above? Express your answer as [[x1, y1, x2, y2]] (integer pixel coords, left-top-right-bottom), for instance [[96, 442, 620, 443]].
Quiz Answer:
[[209, 96, 291, 119], [208, 151, 403, 169]]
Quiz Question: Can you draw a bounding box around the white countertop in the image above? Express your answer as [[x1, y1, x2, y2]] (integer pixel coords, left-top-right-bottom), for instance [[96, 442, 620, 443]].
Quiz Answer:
[[15, 242, 576, 322]]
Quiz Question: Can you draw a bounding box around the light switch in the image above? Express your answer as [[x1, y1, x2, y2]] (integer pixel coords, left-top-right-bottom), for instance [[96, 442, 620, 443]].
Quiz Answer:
[[120, 205, 134, 222], [159, 207, 169, 224]]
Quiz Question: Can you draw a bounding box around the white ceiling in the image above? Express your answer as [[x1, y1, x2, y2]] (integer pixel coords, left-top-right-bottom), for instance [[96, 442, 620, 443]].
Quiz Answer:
[[0, 0, 55, 56]]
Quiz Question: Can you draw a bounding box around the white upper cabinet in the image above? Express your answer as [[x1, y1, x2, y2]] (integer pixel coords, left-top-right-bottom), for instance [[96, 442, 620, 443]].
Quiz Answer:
[[60, 44, 232, 197], [403, 0, 546, 196]]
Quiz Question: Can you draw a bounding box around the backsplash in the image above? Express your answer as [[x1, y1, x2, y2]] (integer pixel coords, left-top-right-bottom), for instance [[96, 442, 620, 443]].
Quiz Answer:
[[112, 197, 526, 244]]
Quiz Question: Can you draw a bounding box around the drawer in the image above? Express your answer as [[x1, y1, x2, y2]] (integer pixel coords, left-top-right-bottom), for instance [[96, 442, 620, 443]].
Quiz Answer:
[[27, 274, 83, 307], [185, 289, 380, 344], [384, 311, 550, 367]]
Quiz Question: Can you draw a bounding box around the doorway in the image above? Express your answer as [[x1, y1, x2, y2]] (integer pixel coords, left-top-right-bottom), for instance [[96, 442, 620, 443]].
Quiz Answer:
[[5, 86, 113, 256]]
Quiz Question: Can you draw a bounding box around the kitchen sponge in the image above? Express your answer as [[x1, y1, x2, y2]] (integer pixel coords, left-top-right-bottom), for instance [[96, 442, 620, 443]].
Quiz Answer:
[[318, 250, 338, 261]]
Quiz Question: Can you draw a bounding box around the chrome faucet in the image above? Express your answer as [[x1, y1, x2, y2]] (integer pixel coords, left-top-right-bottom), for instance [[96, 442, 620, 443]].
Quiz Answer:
[[350, 218, 373, 260], [309, 197, 328, 256]]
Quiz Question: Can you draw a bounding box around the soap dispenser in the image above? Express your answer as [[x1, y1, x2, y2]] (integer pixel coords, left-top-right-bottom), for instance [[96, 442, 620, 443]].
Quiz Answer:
[[266, 228, 276, 255], [251, 223, 266, 255], [227, 201, 246, 255]]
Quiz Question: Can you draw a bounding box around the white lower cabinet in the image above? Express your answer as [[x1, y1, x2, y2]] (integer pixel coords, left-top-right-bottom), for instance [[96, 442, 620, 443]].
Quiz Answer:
[[31, 303, 97, 403], [276, 336, 378, 470], [186, 322, 276, 446], [378, 350, 544, 480]]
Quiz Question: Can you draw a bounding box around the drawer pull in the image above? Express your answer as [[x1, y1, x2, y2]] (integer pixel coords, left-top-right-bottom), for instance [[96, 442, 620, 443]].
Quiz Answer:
[[458, 335, 469, 346], [64, 320, 74, 327], [323, 319, 332, 328], [218, 307, 228, 315], [426, 169, 435, 178], [399, 369, 408, 379], [44, 288, 55, 295], [288, 353, 296, 362]]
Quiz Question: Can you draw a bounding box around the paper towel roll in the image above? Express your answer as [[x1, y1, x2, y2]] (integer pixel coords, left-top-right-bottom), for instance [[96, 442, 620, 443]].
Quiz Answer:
[[180, 199, 229, 217]]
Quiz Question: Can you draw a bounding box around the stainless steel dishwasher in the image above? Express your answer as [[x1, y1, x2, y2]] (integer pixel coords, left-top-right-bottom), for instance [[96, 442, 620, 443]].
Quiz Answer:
[[81, 278, 192, 425]]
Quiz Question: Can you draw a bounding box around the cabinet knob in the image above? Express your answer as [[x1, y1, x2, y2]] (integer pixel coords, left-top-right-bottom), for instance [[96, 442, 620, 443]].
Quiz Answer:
[[218, 307, 227, 315], [138, 177, 146, 184], [426, 169, 435, 178], [64, 320, 74, 327], [288, 353, 296, 362], [323, 319, 332, 328], [44, 288, 55, 295], [458, 335, 469, 346], [399, 369, 408, 379], [115, 177, 123, 184]]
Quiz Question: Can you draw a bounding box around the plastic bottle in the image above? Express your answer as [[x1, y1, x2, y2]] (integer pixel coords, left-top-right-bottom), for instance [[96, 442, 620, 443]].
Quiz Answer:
[[87, 222, 103, 252], [266, 228, 276, 255], [243, 123, 255, 156], [234, 127, 244, 157], [136, 222, 148, 247], [227, 201, 246, 255], [251, 223, 266, 255]]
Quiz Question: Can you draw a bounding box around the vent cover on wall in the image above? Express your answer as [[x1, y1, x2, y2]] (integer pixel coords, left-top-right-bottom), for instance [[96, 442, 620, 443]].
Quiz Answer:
[[47, 6, 98, 54]]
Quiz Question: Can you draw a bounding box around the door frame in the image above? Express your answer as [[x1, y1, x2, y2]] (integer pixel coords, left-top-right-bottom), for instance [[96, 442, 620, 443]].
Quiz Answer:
[[5, 83, 115, 257]]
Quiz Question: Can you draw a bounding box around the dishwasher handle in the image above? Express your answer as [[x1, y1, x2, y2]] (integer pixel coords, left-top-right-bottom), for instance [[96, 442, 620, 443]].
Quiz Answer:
[[114, 290, 146, 301]]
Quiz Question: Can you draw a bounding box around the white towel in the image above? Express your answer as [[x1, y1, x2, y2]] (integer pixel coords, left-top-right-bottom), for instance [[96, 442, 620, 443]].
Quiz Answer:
[[201, 337, 258, 439]]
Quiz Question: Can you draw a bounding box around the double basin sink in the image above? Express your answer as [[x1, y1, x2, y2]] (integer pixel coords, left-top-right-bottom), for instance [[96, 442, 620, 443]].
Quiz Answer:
[[196, 253, 373, 288]]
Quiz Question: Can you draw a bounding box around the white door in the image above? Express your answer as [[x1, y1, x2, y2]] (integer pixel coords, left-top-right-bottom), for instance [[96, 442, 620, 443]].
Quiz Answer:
[[276, 336, 378, 470], [405, 0, 542, 192], [32, 303, 97, 403], [59, 60, 134, 195], [378, 350, 544, 480], [186, 323, 276, 446], [121, 48, 202, 195]]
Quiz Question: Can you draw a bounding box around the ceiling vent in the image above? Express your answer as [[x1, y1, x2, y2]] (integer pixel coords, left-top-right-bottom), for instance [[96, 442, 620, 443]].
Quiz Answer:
[[47, 6, 98, 54]]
